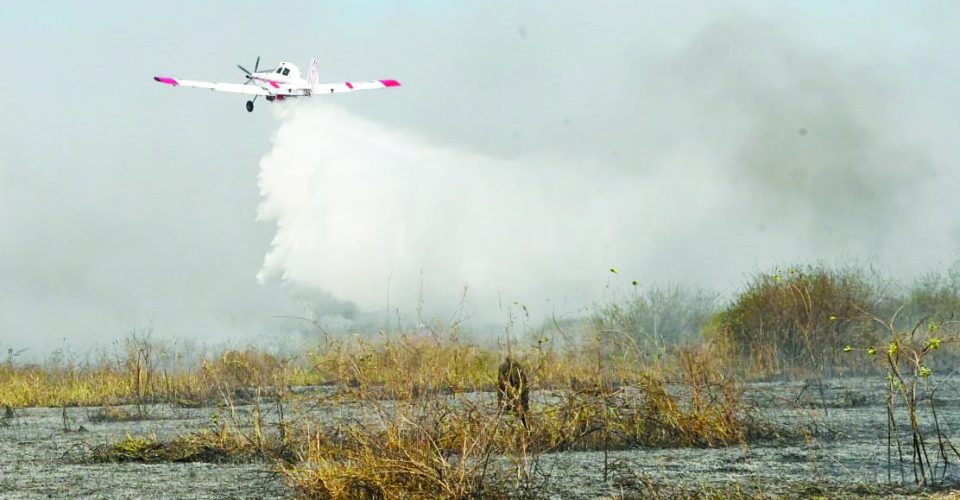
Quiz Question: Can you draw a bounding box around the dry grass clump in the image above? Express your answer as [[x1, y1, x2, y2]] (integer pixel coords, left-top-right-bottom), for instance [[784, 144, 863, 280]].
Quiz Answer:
[[307, 323, 660, 396], [591, 284, 719, 357], [90, 427, 264, 464], [535, 346, 762, 452], [278, 335, 766, 499], [306, 331, 501, 398], [283, 400, 516, 499], [202, 349, 289, 390], [0, 338, 318, 409], [902, 265, 960, 326], [77, 329, 769, 498], [0, 363, 133, 408], [0, 361, 215, 409], [87, 405, 151, 423], [713, 265, 887, 376], [0, 335, 214, 408]]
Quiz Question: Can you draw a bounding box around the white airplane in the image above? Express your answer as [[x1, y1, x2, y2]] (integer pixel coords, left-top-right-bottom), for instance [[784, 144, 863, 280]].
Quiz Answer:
[[153, 57, 401, 112]]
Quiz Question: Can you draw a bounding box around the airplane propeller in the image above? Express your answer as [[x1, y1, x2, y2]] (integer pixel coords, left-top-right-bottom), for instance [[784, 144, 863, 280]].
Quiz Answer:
[[238, 56, 261, 83]]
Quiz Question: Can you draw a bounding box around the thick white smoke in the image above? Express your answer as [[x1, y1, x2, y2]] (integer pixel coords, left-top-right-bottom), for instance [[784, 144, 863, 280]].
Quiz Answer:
[[256, 22, 960, 328], [6, 5, 959, 356], [256, 102, 617, 323]]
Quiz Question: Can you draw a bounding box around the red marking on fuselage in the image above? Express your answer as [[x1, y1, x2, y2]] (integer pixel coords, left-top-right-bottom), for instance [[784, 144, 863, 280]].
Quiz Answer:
[[345, 81, 354, 89], [379, 79, 401, 87]]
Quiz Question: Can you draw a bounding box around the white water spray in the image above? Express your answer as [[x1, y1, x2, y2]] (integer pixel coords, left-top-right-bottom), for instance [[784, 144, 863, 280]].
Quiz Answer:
[[256, 24, 960, 328]]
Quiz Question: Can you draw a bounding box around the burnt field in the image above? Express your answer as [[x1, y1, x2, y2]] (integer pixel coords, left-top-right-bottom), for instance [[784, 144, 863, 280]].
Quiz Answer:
[[6, 266, 960, 498], [3, 377, 960, 499]]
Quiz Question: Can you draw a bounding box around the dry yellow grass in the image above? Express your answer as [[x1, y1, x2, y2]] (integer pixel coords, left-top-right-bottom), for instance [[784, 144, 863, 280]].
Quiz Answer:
[[8, 329, 768, 498], [0, 361, 217, 408], [0, 346, 320, 408], [277, 334, 763, 498], [90, 427, 265, 464]]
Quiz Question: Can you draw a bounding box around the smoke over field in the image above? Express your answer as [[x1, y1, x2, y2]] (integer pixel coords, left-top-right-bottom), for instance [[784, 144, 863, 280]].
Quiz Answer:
[[6, 4, 960, 497], [256, 21, 959, 326], [2, 6, 958, 352]]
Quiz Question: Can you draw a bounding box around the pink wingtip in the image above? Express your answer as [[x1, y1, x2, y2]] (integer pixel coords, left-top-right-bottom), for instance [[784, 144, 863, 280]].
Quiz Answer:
[[379, 79, 401, 88], [154, 76, 179, 86]]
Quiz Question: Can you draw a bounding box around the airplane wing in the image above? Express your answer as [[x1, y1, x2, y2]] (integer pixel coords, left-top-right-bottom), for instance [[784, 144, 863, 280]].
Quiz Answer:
[[313, 79, 401, 94], [154, 76, 270, 96]]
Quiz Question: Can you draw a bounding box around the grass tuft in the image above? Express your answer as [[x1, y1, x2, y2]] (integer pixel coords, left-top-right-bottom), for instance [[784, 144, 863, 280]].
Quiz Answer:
[[87, 405, 151, 423], [90, 428, 264, 464]]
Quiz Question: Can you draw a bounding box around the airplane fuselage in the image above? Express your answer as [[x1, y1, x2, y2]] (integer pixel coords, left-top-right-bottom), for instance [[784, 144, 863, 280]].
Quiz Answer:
[[249, 61, 311, 96]]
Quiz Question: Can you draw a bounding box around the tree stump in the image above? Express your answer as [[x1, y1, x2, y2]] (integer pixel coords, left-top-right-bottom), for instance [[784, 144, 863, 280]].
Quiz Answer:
[[497, 357, 529, 425]]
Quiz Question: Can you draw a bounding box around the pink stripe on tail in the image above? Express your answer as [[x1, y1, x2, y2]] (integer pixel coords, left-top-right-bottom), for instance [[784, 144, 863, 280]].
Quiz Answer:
[[154, 76, 179, 86], [379, 79, 401, 87]]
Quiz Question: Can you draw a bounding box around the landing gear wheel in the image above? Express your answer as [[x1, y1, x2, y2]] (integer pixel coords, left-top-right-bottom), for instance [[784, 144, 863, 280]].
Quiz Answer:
[[246, 100, 254, 113]]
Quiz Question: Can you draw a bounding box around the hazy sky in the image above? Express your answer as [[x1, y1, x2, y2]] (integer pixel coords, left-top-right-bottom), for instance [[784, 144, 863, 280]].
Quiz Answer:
[[1, 1, 958, 355]]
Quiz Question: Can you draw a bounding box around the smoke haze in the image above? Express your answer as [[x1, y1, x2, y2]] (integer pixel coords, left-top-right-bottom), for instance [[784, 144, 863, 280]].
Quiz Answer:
[[256, 19, 960, 326], [1, 2, 958, 353]]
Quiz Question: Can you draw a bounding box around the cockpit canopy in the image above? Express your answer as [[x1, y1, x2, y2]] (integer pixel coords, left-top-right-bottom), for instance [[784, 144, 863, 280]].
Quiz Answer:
[[273, 61, 301, 78]]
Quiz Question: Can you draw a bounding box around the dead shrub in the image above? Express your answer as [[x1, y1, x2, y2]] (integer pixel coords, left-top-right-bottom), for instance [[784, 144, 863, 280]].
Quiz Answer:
[[90, 427, 264, 464], [714, 265, 886, 375], [88, 405, 148, 423]]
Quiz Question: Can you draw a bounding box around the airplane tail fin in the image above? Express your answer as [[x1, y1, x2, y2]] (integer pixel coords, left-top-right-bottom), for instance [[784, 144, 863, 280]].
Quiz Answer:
[[306, 58, 321, 87]]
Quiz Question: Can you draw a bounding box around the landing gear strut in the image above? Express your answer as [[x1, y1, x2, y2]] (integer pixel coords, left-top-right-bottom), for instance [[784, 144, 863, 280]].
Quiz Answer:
[[246, 100, 254, 113]]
